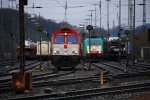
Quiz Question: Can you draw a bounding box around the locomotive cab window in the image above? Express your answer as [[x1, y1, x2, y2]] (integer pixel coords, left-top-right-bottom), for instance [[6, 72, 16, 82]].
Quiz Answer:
[[91, 42, 100, 45], [87, 41, 100, 45], [54, 36, 64, 44], [67, 36, 77, 44]]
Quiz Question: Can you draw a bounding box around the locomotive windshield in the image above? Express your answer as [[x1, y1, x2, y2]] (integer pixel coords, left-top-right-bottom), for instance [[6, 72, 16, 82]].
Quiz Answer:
[[88, 41, 100, 45], [67, 36, 77, 44], [54, 36, 64, 44], [91, 42, 100, 45]]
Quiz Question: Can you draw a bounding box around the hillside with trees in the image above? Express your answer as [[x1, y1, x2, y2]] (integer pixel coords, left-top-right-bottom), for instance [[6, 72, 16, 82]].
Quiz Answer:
[[0, 8, 62, 58]]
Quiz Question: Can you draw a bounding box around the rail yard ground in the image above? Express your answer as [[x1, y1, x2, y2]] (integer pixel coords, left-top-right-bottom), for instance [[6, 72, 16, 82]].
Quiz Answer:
[[0, 60, 150, 100]]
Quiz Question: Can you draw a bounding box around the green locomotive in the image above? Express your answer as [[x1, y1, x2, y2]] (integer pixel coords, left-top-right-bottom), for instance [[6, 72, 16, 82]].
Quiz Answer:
[[83, 38, 104, 60]]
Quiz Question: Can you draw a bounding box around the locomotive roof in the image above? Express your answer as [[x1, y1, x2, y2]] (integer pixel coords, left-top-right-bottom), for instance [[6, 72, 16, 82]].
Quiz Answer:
[[51, 28, 79, 36], [84, 38, 103, 41]]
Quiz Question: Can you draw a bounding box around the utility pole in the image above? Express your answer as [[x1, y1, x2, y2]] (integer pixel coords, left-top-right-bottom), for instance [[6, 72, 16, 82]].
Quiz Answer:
[[87, 15, 91, 25], [11, 22, 14, 66], [39, 13, 42, 70], [128, 0, 133, 64], [19, 0, 25, 73], [137, 0, 146, 61], [93, 4, 99, 36], [93, 4, 99, 27], [118, 0, 121, 65], [64, 1, 67, 23], [132, 0, 135, 64], [89, 10, 94, 26], [11, 0, 16, 66], [99, 0, 102, 29], [85, 19, 90, 27], [127, 0, 132, 68], [106, 0, 110, 37], [143, 0, 146, 29], [0, 0, 3, 58], [129, 1, 133, 35], [128, 0, 130, 27], [113, 20, 115, 36], [143, 0, 146, 56], [0, 0, 2, 9], [99, 0, 103, 38], [11, 0, 13, 8]]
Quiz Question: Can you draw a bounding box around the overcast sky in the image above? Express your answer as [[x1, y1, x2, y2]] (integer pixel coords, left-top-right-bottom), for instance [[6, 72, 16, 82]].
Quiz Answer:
[[2, 0, 150, 29]]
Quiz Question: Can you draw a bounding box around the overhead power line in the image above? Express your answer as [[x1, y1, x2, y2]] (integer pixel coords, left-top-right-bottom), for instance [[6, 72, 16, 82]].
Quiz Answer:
[[54, 0, 65, 8]]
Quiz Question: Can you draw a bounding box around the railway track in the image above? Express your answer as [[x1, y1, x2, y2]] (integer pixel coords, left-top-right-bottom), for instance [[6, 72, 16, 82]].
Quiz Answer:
[[103, 62, 150, 78], [91, 63, 109, 74], [121, 60, 150, 69], [0, 58, 18, 66], [9, 81, 150, 100], [0, 63, 108, 92], [96, 61, 150, 79], [32, 63, 109, 87], [119, 61, 150, 73], [31, 63, 109, 86], [0, 59, 19, 74], [0, 61, 43, 85], [101, 61, 127, 73], [0, 66, 76, 92], [1, 63, 149, 100], [93, 62, 126, 76], [0, 60, 40, 77]]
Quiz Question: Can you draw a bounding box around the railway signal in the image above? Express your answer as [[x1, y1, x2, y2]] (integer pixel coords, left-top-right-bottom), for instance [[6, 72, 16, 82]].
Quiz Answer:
[[23, 0, 28, 5], [12, 0, 32, 94], [37, 25, 44, 71], [125, 30, 130, 67], [86, 25, 93, 69]]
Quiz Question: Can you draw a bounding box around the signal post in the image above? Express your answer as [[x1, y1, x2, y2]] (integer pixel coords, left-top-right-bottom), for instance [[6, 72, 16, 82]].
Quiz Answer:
[[12, 0, 32, 93]]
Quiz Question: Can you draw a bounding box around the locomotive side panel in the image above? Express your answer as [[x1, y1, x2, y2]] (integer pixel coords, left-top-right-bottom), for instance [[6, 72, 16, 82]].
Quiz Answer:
[[52, 44, 80, 55]]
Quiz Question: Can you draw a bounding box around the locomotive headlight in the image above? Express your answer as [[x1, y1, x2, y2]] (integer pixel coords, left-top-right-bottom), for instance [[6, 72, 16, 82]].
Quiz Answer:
[[123, 47, 125, 51], [54, 48, 60, 54], [72, 48, 78, 54], [99, 46, 102, 51], [93, 46, 96, 49], [72, 50, 78, 54], [54, 50, 59, 54], [75, 50, 78, 54]]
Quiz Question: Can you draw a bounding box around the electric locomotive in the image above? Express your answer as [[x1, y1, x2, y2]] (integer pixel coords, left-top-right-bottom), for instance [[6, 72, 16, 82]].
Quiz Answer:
[[51, 28, 81, 69], [83, 37, 104, 61]]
